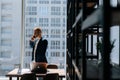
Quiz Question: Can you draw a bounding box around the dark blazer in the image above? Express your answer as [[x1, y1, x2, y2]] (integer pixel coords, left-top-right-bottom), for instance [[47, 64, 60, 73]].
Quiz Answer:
[[30, 38, 48, 63]]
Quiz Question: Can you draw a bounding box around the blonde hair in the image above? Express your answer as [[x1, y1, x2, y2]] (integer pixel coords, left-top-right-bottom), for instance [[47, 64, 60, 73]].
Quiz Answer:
[[34, 27, 42, 34]]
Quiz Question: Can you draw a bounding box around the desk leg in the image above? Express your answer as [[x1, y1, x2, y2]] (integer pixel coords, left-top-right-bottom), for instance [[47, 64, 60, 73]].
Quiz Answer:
[[17, 77, 19, 80], [59, 78, 62, 80], [9, 77, 12, 80], [9, 77, 19, 80]]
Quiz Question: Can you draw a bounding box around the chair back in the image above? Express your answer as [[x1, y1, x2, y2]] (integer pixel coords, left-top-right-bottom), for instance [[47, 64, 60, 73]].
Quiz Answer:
[[47, 64, 58, 69], [44, 73, 59, 80], [20, 73, 36, 80]]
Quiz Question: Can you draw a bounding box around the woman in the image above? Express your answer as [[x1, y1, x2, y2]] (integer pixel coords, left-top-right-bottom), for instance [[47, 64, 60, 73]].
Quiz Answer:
[[29, 27, 48, 72]]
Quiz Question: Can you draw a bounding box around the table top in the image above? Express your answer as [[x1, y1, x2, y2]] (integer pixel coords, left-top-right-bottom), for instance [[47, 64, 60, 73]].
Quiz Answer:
[[6, 68, 66, 78]]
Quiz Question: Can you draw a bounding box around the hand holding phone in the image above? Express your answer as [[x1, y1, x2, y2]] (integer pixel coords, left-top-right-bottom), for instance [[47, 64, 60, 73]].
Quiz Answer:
[[31, 35, 35, 40]]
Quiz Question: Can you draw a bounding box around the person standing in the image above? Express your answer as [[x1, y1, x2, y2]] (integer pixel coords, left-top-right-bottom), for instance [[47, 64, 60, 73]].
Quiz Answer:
[[29, 27, 48, 71]]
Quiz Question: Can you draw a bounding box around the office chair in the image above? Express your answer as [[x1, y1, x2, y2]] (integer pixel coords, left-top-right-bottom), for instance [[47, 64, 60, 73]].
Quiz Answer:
[[47, 64, 58, 69], [44, 73, 59, 80], [20, 73, 36, 80]]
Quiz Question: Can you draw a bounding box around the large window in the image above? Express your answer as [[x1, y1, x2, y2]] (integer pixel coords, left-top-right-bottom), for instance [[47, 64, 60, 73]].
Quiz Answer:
[[0, 0, 67, 78], [24, 0, 66, 70]]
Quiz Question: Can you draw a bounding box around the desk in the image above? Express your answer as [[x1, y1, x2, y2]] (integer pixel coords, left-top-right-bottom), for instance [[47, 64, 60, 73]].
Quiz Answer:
[[6, 68, 65, 80]]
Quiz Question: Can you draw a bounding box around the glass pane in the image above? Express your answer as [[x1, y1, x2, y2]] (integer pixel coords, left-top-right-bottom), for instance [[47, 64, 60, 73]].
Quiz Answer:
[[110, 26, 120, 80], [0, 0, 67, 79], [110, 26, 119, 64], [24, 0, 67, 69]]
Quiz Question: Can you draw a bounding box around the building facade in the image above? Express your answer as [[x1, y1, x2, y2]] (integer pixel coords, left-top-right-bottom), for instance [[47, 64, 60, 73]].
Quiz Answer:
[[0, 0, 22, 72]]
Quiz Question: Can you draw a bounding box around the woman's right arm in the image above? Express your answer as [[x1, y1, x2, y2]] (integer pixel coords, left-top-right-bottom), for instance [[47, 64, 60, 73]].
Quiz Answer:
[[29, 40, 35, 48], [29, 36, 35, 47]]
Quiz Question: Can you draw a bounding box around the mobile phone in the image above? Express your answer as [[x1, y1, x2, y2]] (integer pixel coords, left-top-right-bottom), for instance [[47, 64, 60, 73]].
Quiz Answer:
[[33, 36, 35, 38]]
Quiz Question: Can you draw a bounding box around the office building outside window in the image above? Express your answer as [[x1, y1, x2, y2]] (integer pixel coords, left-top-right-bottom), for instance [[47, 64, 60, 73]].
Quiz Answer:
[[0, 0, 21, 76], [24, 0, 67, 69], [0, 0, 66, 77]]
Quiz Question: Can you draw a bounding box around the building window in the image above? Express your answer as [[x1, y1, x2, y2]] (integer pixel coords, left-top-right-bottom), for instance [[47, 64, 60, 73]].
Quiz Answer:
[[25, 63, 30, 68], [63, 7, 66, 15], [62, 41, 65, 49], [50, 29, 60, 38], [39, 18, 49, 27], [63, 18, 66, 27], [62, 52, 65, 57], [63, 1, 67, 4], [1, 3, 12, 10], [51, 52, 60, 57], [51, 7, 61, 15], [1, 39, 12, 46], [39, 7, 49, 15], [26, 29, 33, 37], [0, 51, 11, 58], [51, 0, 61, 4], [51, 40, 60, 49], [1, 15, 12, 22], [42, 29, 49, 38], [39, 0, 49, 4], [51, 18, 61, 27], [26, 17, 37, 23], [62, 29, 66, 38], [1, 27, 12, 34], [25, 51, 31, 57], [26, 6, 37, 15], [27, 0, 37, 4]]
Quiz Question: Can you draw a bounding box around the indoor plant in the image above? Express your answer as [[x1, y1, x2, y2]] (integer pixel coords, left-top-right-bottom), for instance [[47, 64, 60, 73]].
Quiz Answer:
[[96, 38, 116, 65]]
